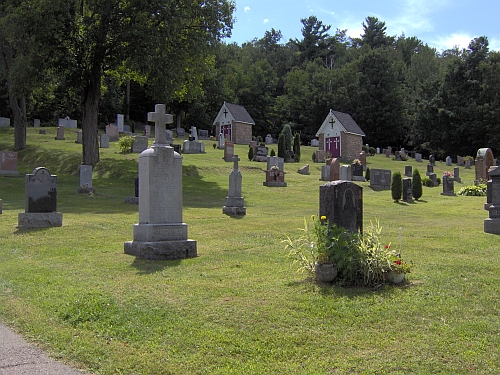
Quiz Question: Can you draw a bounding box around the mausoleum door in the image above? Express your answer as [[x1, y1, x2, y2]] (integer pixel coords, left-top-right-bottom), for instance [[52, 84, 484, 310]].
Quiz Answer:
[[221, 124, 232, 141], [325, 136, 340, 158]]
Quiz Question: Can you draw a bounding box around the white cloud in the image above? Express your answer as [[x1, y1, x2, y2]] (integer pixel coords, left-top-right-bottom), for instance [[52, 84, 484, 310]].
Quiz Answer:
[[264, 19, 269, 24], [431, 33, 473, 52], [244, 6, 251, 13]]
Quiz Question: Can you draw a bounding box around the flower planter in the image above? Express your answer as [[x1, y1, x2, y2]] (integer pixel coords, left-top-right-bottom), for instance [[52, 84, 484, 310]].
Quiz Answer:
[[386, 270, 405, 284], [315, 262, 337, 283]]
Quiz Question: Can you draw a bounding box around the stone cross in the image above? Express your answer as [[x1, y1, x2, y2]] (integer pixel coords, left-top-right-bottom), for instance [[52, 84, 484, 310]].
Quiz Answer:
[[148, 104, 173, 145]]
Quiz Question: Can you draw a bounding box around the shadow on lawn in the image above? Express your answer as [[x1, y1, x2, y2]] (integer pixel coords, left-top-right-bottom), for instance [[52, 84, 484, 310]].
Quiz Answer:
[[129, 257, 182, 275]]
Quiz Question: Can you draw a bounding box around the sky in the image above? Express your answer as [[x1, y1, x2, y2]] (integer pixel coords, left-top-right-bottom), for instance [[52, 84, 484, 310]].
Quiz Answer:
[[225, 0, 500, 52]]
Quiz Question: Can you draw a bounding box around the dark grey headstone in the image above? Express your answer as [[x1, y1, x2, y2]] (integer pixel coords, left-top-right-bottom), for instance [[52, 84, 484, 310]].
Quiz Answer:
[[25, 167, 57, 213], [403, 178, 413, 202], [319, 181, 363, 234], [370, 169, 391, 191]]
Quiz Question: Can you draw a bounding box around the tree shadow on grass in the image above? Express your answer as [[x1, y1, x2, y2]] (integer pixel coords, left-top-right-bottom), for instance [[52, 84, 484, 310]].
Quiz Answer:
[[129, 256, 182, 275]]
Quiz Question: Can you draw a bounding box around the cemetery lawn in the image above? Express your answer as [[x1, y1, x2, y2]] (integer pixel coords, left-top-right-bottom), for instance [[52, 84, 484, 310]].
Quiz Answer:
[[0, 127, 499, 374]]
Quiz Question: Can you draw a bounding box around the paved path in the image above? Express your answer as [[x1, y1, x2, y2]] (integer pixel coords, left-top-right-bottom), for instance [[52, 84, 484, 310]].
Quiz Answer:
[[0, 322, 85, 374]]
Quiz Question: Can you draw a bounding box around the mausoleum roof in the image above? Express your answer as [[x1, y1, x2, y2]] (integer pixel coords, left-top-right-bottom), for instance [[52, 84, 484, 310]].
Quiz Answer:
[[316, 109, 365, 137], [220, 102, 255, 125]]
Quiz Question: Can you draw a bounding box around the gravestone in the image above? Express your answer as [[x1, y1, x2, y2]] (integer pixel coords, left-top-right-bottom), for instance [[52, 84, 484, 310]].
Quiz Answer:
[[310, 138, 319, 147], [415, 153, 422, 162], [428, 173, 437, 186], [484, 166, 500, 234], [359, 151, 367, 170], [105, 124, 119, 141], [316, 150, 326, 163], [100, 134, 109, 148], [351, 163, 364, 181], [132, 136, 148, 153], [263, 156, 286, 187], [329, 158, 340, 181], [395, 151, 402, 161], [223, 155, 246, 216], [265, 134, 273, 144], [198, 129, 209, 140], [75, 130, 82, 144], [298, 164, 310, 175], [385, 149, 390, 158], [123, 124, 131, 133], [446, 156, 452, 166], [320, 165, 331, 181], [33, 119, 40, 128], [457, 155, 464, 166], [402, 178, 413, 203], [429, 154, 436, 166], [183, 139, 205, 154], [190, 126, 198, 141], [116, 114, 124, 132], [58, 117, 77, 128], [0, 117, 10, 127], [124, 104, 197, 260], [475, 148, 494, 181], [165, 130, 173, 144], [0, 151, 19, 175], [224, 141, 234, 162], [144, 125, 151, 138], [18, 167, 62, 228], [77, 165, 95, 194], [404, 165, 412, 177], [172, 144, 181, 154], [441, 176, 456, 196], [339, 165, 352, 181], [218, 133, 224, 149], [454, 167, 461, 183], [465, 159, 472, 169], [370, 169, 391, 191], [319, 181, 363, 234], [376, 147, 380, 154], [426, 164, 434, 176], [55, 126, 65, 140], [39, 129, 46, 134], [176, 128, 185, 138], [254, 145, 268, 162]]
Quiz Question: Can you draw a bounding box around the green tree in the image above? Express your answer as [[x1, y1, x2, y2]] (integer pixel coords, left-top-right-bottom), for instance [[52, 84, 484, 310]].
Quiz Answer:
[[391, 172, 402, 202], [36, 0, 234, 166], [281, 123, 293, 151], [360, 17, 395, 49], [293, 133, 301, 162], [278, 134, 286, 159], [412, 169, 423, 200]]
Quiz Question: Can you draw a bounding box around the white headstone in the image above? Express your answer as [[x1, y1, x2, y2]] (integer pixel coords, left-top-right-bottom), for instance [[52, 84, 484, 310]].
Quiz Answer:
[[33, 119, 40, 128], [124, 104, 196, 260], [218, 133, 224, 149], [0, 117, 10, 127], [79, 165, 93, 188], [117, 114, 124, 132], [190, 126, 198, 141]]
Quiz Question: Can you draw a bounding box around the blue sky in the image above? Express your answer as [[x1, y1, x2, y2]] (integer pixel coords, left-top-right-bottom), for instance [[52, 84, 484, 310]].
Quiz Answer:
[[225, 0, 500, 52]]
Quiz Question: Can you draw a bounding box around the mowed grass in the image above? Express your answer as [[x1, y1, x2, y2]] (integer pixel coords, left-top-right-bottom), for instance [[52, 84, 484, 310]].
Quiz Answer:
[[0, 127, 499, 374]]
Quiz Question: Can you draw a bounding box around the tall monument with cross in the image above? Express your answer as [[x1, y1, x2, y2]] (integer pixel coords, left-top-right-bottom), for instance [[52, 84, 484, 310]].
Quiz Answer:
[[124, 104, 197, 260]]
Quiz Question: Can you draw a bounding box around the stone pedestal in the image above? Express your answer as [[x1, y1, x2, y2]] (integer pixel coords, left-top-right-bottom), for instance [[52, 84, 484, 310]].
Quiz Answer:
[[18, 212, 63, 228], [223, 156, 246, 216]]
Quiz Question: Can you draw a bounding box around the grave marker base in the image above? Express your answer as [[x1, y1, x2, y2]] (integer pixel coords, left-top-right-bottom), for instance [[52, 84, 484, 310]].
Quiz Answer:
[[18, 212, 62, 228], [124, 240, 197, 260]]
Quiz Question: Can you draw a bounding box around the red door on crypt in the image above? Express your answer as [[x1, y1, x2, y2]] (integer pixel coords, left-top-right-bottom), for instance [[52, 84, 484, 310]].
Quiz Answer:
[[325, 136, 340, 158], [221, 124, 232, 141]]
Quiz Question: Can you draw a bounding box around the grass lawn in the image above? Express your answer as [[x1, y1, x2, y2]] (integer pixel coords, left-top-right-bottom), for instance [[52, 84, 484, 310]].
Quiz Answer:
[[0, 127, 499, 374]]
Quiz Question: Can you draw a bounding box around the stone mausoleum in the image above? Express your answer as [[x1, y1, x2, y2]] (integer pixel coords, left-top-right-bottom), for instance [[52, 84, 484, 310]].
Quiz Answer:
[[213, 102, 254, 145]]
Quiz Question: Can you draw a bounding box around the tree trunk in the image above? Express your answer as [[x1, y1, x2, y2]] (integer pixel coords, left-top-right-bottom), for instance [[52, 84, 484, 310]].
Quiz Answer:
[[9, 90, 27, 151], [81, 73, 101, 167]]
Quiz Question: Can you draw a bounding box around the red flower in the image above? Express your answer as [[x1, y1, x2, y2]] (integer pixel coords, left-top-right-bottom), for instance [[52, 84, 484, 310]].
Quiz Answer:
[[385, 244, 390, 249], [395, 260, 402, 265]]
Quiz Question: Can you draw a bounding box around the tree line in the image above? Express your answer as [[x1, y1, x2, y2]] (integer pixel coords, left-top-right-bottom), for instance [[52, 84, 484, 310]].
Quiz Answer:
[[1, 3, 499, 165]]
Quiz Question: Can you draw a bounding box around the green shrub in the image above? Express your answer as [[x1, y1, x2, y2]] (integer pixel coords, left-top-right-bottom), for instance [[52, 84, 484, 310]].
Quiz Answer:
[[248, 145, 254, 161], [458, 184, 487, 196], [293, 133, 301, 163], [391, 172, 402, 202], [312, 151, 317, 163], [365, 167, 370, 181], [412, 169, 423, 200], [270, 149, 276, 157], [368, 147, 376, 156], [118, 135, 134, 153], [278, 134, 286, 159], [362, 145, 368, 153], [422, 177, 434, 187], [281, 124, 292, 151], [258, 135, 263, 143]]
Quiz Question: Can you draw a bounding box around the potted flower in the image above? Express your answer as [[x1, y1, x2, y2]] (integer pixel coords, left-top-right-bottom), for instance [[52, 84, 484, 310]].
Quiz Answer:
[[386, 251, 413, 283]]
